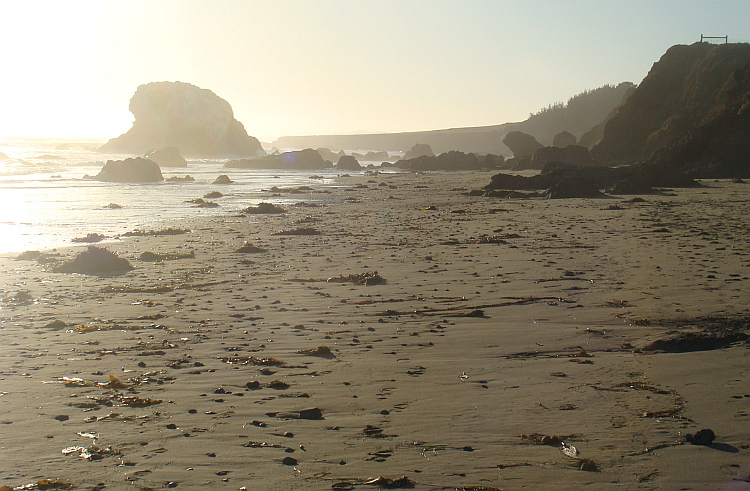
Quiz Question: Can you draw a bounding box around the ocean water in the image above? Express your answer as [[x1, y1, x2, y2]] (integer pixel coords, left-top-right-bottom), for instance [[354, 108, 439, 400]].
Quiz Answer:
[[0, 137, 382, 255]]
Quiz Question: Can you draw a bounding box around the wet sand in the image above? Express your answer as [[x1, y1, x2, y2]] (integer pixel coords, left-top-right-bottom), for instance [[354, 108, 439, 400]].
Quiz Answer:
[[1, 171, 749, 490]]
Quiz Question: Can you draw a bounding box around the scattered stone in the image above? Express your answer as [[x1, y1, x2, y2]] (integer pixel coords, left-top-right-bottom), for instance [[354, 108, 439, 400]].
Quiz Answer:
[[326, 272, 386, 286], [298, 408, 323, 420], [3, 290, 33, 305], [272, 227, 321, 236], [15, 250, 43, 261], [53, 246, 134, 275], [235, 243, 268, 254], [244, 202, 286, 214], [545, 177, 603, 199], [44, 319, 68, 329], [166, 175, 195, 182], [138, 251, 195, 262], [686, 429, 716, 445], [297, 346, 335, 359], [71, 234, 106, 244], [213, 175, 233, 184]]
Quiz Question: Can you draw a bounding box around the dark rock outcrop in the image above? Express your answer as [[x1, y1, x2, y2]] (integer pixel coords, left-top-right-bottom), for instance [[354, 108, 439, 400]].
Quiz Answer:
[[530, 145, 594, 170], [91, 158, 163, 183], [544, 177, 604, 199], [316, 148, 345, 162], [578, 84, 636, 149], [54, 246, 134, 275], [591, 42, 750, 178], [403, 143, 434, 160], [225, 149, 331, 170], [145, 147, 187, 167], [336, 155, 361, 170], [99, 81, 265, 157], [552, 131, 577, 147], [166, 175, 195, 182], [396, 151, 497, 171], [503, 131, 543, 158], [362, 150, 390, 161], [213, 175, 233, 184], [482, 161, 697, 197]]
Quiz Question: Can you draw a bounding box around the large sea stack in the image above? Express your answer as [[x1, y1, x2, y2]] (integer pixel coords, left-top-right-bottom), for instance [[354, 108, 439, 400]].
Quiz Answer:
[[99, 82, 265, 158]]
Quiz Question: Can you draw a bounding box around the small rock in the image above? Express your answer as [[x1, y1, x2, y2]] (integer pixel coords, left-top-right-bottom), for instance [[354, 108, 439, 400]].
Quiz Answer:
[[686, 428, 715, 445], [281, 456, 298, 466], [213, 175, 233, 184], [298, 408, 323, 420]]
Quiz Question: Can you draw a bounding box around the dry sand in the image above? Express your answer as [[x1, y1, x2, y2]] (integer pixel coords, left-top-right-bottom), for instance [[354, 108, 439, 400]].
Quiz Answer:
[[1, 170, 749, 490]]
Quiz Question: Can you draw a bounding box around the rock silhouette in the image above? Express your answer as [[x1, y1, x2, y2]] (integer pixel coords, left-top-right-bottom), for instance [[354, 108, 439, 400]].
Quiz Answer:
[[99, 81, 265, 157], [91, 158, 163, 183]]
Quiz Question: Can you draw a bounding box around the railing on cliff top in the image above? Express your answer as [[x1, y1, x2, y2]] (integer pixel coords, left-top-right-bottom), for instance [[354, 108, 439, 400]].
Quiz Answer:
[[700, 34, 728, 44]]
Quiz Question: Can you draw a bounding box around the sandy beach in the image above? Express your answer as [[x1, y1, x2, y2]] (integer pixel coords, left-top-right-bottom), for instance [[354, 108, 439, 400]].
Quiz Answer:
[[1, 170, 749, 490]]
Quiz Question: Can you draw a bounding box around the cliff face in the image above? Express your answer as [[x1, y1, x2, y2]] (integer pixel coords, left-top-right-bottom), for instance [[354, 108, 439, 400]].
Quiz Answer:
[[591, 43, 750, 176], [99, 82, 265, 158], [272, 83, 634, 155]]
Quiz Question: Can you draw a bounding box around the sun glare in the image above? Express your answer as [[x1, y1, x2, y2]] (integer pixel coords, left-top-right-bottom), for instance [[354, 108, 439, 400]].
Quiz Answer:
[[0, 2, 116, 137]]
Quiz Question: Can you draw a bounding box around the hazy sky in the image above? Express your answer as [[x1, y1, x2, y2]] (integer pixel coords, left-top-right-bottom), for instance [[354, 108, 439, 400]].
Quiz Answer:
[[1, 0, 748, 142]]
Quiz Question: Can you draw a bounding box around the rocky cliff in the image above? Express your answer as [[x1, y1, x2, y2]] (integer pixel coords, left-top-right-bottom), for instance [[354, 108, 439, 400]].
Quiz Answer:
[[99, 82, 265, 158], [591, 42, 750, 177], [273, 83, 634, 155]]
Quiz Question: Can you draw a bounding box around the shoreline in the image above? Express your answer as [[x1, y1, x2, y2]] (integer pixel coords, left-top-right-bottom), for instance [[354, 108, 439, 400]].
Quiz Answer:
[[1, 170, 749, 489]]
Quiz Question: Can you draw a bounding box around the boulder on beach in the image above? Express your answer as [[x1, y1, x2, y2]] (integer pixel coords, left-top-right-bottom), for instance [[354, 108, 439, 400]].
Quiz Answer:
[[91, 158, 163, 183], [396, 151, 490, 171], [244, 202, 286, 214], [53, 246, 134, 275], [98, 81, 265, 157], [403, 143, 434, 160], [145, 147, 187, 167], [166, 175, 195, 182], [224, 149, 331, 170], [530, 145, 594, 170], [503, 131, 543, 158], [316, 148, 345, 162], [213, 175, 233, 184], [363, 150, 390, 161], [544, 177, 604, 199], [336, 155, 361, 170], [553, 131, 577, 148], [479, 160, 697, 197]]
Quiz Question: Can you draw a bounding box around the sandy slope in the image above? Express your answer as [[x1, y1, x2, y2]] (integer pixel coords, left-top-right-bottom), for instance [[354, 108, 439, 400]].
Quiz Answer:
[[1, 171, 749, 490]]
